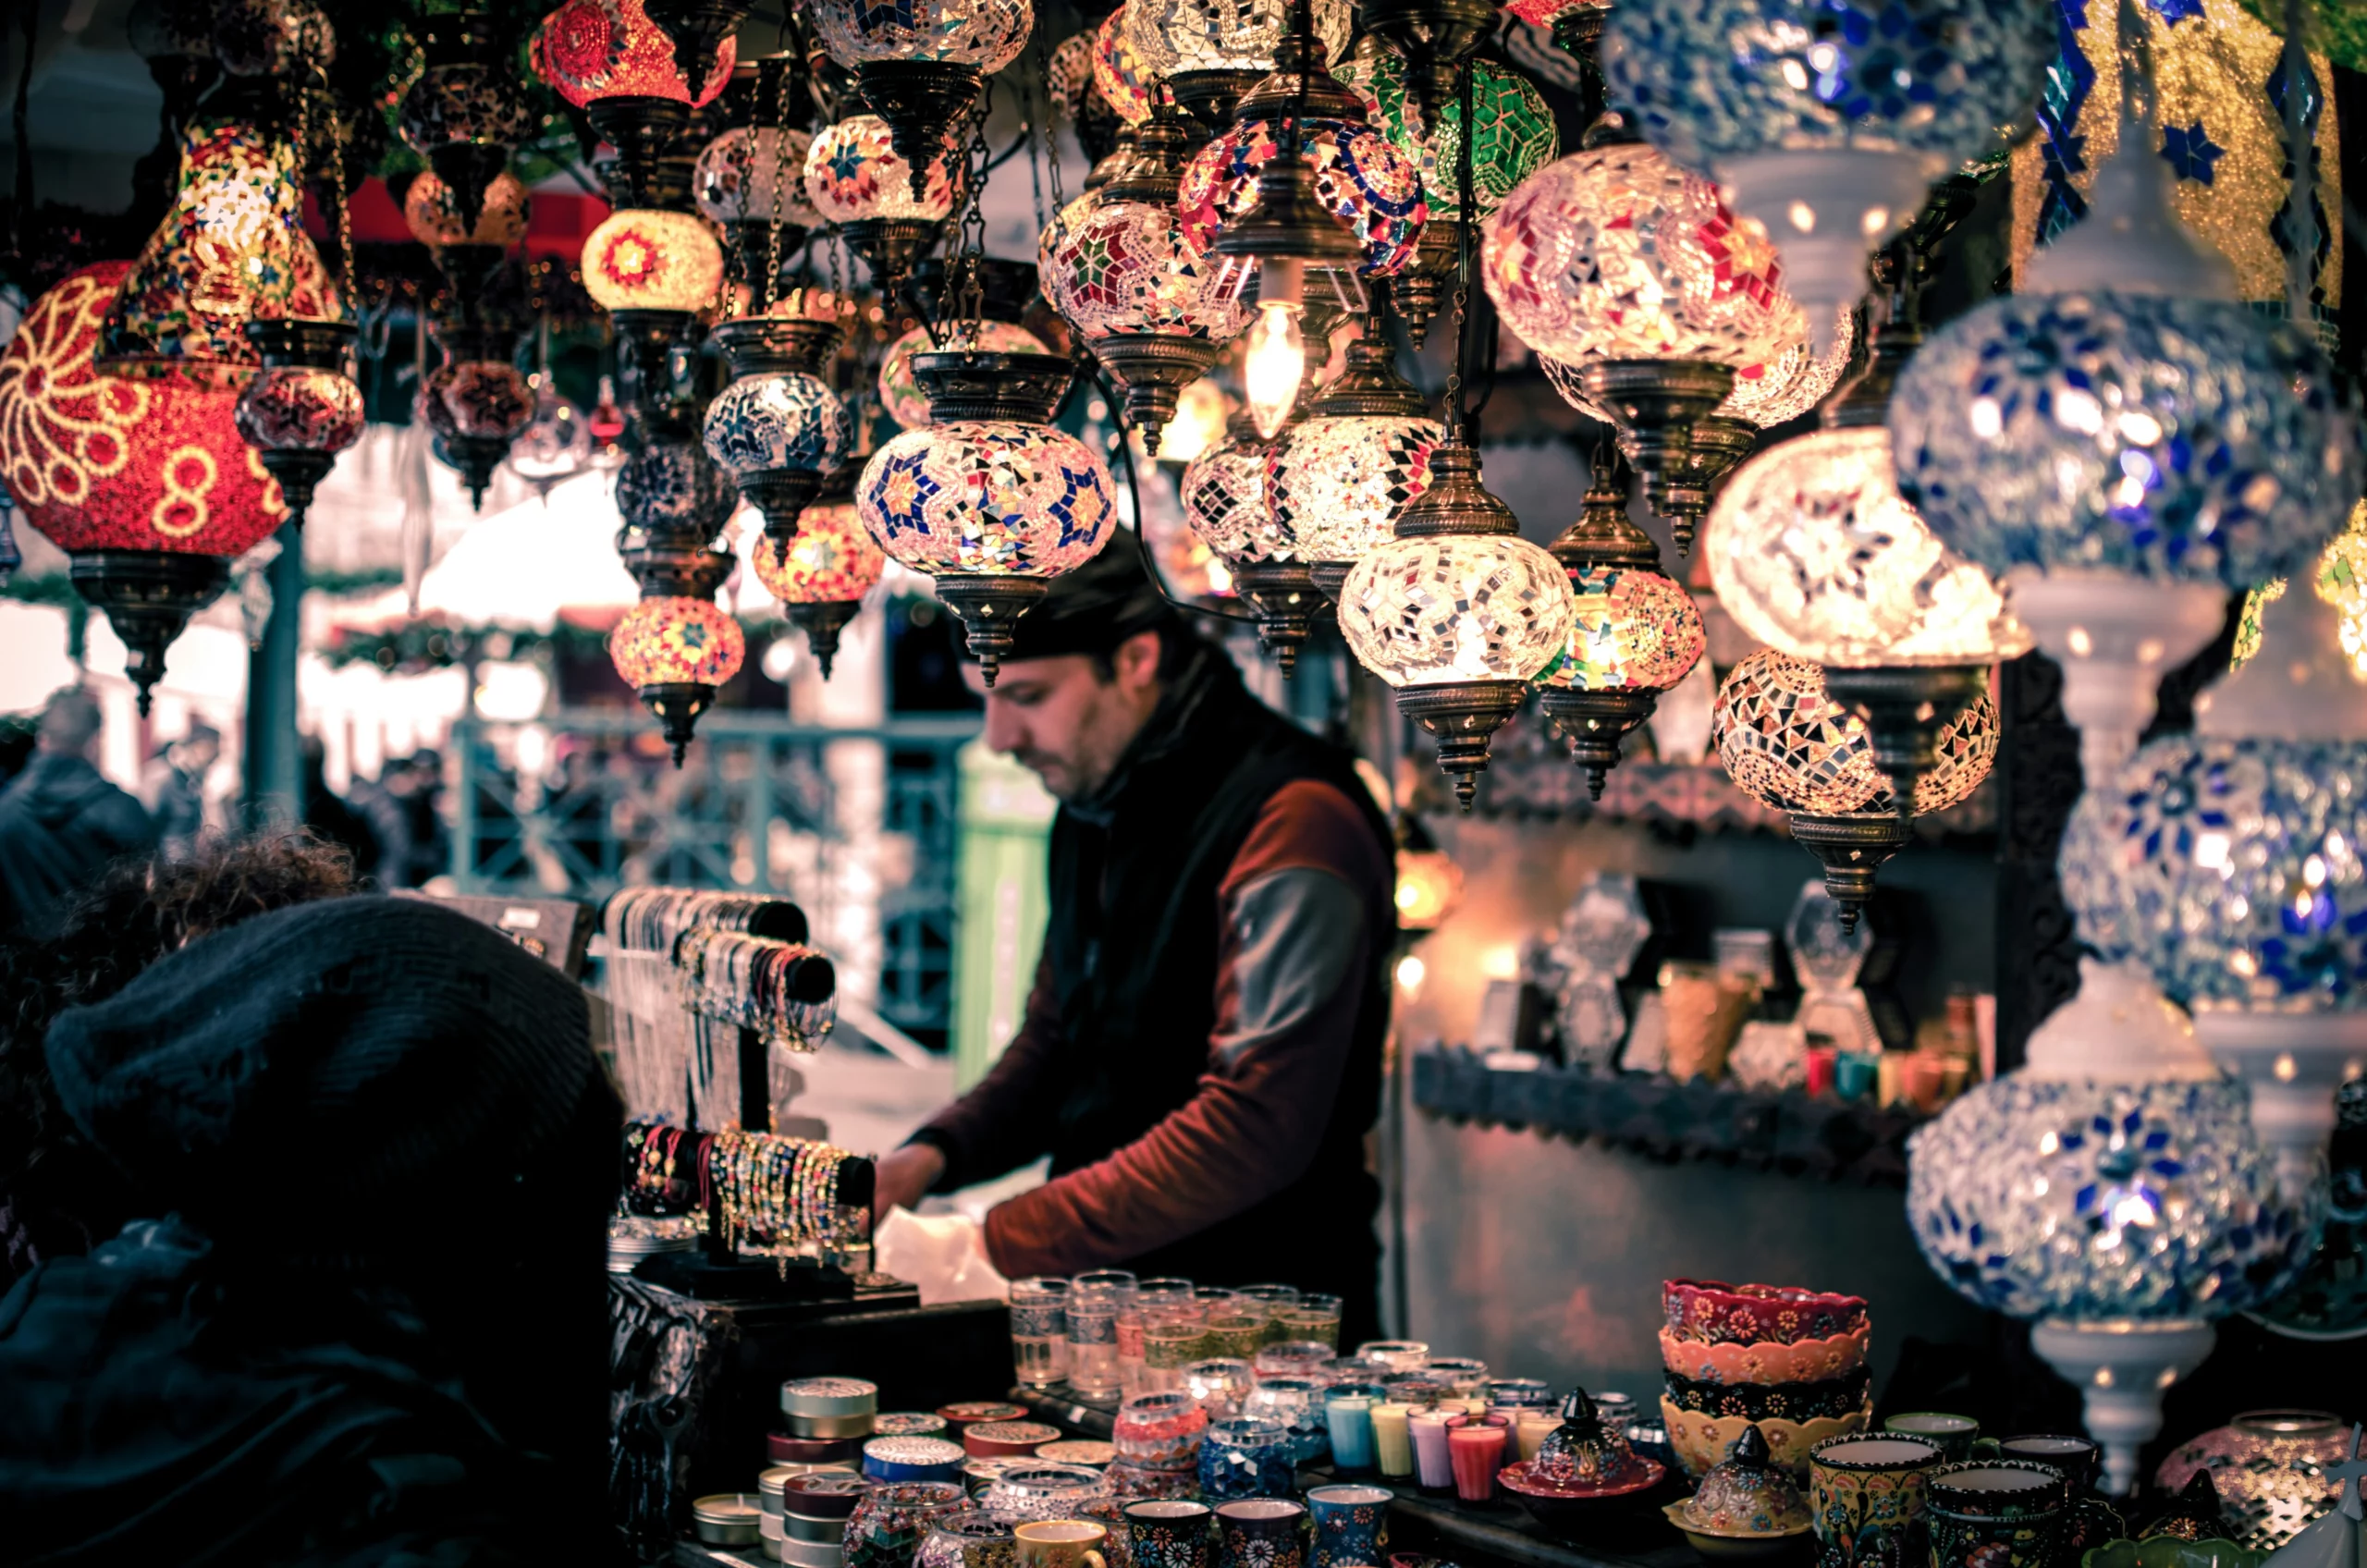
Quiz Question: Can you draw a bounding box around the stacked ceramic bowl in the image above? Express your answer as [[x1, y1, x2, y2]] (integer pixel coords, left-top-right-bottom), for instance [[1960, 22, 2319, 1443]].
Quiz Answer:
[[1658, 1279, 1870, 1478], [766, 1471, 869, 1566]]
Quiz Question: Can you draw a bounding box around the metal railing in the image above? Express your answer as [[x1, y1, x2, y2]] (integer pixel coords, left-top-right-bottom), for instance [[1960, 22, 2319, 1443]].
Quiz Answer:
[[449, 710, 980, 1046]]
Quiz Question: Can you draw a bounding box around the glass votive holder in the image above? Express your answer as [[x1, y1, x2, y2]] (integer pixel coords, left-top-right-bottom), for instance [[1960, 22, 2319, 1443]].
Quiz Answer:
[[1198, 1418, 1295, 1502], [1193, 1287, 1242, 1317], [1272, 1306, 1342, 1352], [1381, 1374, 1451, 1407], [1325, 1393, 1378, 1474], [1253, 1341, 1334, 1381], [1425, 1357, 1489, 1395], [1408, 1410, 1458, 1491], [1316, 1358, 1371, 1383], [1112, 1391, 1209, 1471], [1201, 1315, 1266, 1360], [1235, 1284, 1302, 1342], [1117, 1309, 1149, 1397], [1010, 1277, 1070, 1390], [1484, 1378, 1553, 1409], [1356, 1341, 1430, 1374], [1242, 1376, 1328, 1462], [1515, 1410, 1560, 1464], [1447, 1419, 1508, 1503], [1066, 1292, 1123, 1399], [1371, 1403, 1417, 1479], [1137, 1278, 1196, 1311], [1144, 1318, 1207, 1378], [1182, 1357, 1256, 1419], [1073, 1270, 1138, 1298]]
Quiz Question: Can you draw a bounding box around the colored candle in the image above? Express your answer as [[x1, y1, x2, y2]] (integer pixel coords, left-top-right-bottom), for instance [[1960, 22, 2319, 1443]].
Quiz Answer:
[[1370, 1403, 1415, 1478], [1408, 1411, 1456, 1490], [1325, 1394, 1377, 1473], [1447, 1422, 1506, 1503], [1515, 1412, 1558, 1464]]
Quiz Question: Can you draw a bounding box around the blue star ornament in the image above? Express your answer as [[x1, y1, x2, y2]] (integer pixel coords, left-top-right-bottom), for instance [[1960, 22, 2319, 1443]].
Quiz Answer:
[[2161, 119, 2225, 183]]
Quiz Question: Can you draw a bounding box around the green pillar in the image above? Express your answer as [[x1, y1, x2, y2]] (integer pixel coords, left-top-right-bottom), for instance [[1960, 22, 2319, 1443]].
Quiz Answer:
[[951, 739, 1055, 1089], [243, 523, 304, 825]]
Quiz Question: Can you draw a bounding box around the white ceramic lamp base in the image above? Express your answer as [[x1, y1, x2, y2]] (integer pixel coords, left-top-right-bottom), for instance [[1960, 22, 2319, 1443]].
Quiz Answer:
[[2191, 1010, 2367, 1201], [2030, 1318, 2217, 1497], [1715, 148, 1935, 356], [2006, 571, 2227, 788]]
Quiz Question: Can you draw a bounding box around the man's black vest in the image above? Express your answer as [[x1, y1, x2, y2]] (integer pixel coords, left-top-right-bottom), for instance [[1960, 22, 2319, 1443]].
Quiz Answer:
[[1036, 649, 1392, 1325]]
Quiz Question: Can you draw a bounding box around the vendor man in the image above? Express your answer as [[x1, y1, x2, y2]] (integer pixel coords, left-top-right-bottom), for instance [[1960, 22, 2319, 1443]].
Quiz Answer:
[[875, 538, 1396, 1341]]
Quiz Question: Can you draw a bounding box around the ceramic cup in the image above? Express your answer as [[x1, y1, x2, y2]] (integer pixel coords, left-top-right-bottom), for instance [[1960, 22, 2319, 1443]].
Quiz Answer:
[[1016, 1522, 1110, 1568], [1216, 1500, 1307, 1568], [1993, 1434, 2121, 1555], [1993, 1436, 2099, 1492], [1124, 1501, 1214, 1568], [1922, 1461, 2069, 1568], [1807, 1434, 1946, 1568], [1306, 1485, 1390, 1568], [1883, 1414, 1983, 1464]]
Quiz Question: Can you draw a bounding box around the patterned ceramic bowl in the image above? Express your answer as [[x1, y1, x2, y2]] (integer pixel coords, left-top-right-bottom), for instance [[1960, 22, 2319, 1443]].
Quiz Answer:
[[1663, 1280, 1869, 1346], [1662, 1398, 1871, 1480], [1659, 1326, 1870, 1386], [1500, 1458, 1665, 1538], [1663, 1368, 1871, 1424], [1662, 1500, 1814, 1561]]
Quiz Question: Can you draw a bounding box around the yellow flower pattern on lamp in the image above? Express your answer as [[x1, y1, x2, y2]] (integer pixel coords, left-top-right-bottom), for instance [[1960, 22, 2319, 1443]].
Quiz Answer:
[[610, 595, 746, 688], [753, 502, 888, 606], [582, 209, 725, 312]]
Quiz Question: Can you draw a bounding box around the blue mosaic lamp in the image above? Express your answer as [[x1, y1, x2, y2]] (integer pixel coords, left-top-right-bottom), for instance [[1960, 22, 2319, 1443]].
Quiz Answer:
[[1886, 2, 2360, 787], [1602, 0, 2055, 353], [704, 314, 854, 545], [1907, 958, 2316, 1495]]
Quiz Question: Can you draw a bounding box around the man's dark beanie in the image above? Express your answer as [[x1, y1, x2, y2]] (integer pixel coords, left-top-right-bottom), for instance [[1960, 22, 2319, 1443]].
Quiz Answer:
[[42, 895, 617, 1245], [970, 530, 1185, 664]]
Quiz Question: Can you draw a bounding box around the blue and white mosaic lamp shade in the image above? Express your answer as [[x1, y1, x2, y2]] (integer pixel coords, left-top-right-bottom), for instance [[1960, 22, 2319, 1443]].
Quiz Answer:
[[1601, 0, 2056, 349], [703, 373, 853, 478]]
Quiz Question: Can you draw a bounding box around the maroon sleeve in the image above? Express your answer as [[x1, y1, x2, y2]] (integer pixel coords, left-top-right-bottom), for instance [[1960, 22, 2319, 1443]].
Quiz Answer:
[[979, 780, 1391, 1277], [907, 950, 1066, 1191]]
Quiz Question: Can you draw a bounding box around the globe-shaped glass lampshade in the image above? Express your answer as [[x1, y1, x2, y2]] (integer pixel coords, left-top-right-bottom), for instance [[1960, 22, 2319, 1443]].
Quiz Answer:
[[877, 320, 1050, 429], [405, 168, 532, 248], [420, 361, 535, 441], [803, 115, 957, 224], [1339, 533, 1576, 688], [533, 0, 735, 107], [1182, 427, 1279, 561], [99, 118, 345, 387], [507, 374, 594, 487], [696, 127, 823, 227], [1093, 6, 1156, 125], [0, 261, 290, 556], [235, 365, 364, 455], [1179, 117, 1428, 278], [1271, 414, 1446, 567], [1049, 31, 1097, 123], [2062, 735, 2367, 1011], [1335, 46, 1560, 223], [813, 0, 1031, 69], [1040, 196, 1249, 342], [610, 594, 746, 687], [399, 54, 531, 161], [1713, 649, 1996, 815], [1890, 291, 2359, 589], [702, 373, 853, 478], [1601, 0, 2054, 172], [754, 500, 889, 606], [582, 209, 725, 312], [1126, 0, 1352, 78], [858, 423, 1121, 577], [1907, 1017, 2312, 1320], [1542, 564, 1705, 693], [1481, 143, 1791, 369], [213, 0, 333, 79], [617, 440, 739, 535], [1707, 427, 2030, 667], [1540, 301, 1855, 431]]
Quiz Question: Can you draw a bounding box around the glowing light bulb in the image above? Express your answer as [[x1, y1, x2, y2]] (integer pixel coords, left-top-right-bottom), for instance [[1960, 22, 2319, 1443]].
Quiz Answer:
[[1244, 304, 1305, 439]]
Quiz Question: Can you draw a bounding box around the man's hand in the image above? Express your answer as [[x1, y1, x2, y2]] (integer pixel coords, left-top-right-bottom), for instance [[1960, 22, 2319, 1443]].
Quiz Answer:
[[872, 1143, 947, 1228]]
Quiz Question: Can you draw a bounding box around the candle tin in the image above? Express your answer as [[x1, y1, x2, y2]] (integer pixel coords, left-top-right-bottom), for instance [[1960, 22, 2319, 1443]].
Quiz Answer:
[[774, 1432, 868, 1464], [878, 1413, 953, 1439], [865, 1436, 968, 1483], [1039, 1440, 1117, 1468], [964, 1421, 1063, 1458], [941, 1402, 1032, 1429], [763, 1510, 789, 1562], [695, 1493, 767, 1547], [780, 1471, 871, 1521], [788, 1512, 855, 1544], [784, 1537, 849, 1568]]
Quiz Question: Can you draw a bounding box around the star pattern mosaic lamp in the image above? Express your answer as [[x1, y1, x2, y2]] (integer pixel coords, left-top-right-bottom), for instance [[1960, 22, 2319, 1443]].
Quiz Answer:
[[1132, 0, 1355, 141], [753, 485, 887, 680], [610, 594, 748, 763], [1269, 337, 1445, 605], [878, 320, 1049, 429], [705, 313, 852, 543], [233, 318, 362, 528], [1184, 409, 1330, 671], [812, 0, 1031, 200], [804, 114, 958, 299], [399, 10, 532, 239], [533, 0, 737, 107]]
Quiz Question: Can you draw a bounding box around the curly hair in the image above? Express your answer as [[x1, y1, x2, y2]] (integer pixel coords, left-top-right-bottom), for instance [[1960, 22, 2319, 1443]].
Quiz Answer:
[[0, 831, 358, 1279]]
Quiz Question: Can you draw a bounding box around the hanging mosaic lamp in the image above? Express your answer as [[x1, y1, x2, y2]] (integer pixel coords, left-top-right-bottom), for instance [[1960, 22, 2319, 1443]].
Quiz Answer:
[[1538, 447, 1705, 797], [2063, 561, 2367, 1201], [856, 349, 1118, 684], [399, 10, 532, 237], [1481, 125, 1792, 550], [212, 0, 333, 80], [418, 326, 535, 510], [1888, 14, 2359, 790], [752, 472, 888, 679], [232, 318, 363, 528], [583, 207, 725, 431], [813, 0, 1031, 200], [1093, 6, 1158, 131], [1906, 958, 2313, 1496], [878, 319, 1049, 429], [1270, 335, 1445, 601], [1338, 441, 1575, 810], [1043, 100, 1248, 450], [1353, 0, 1497, 138], [610, 594, 747, 763], [1712, 649, 1996, 928], [1131, 0, 1355, 142], [698, 59, 823, 300], [0, 261, 289, 713], [1185, 407, 1323, 670], [804, 113, 958, 301], [1335, 40, 1560, 346], [704, 311, 852, 543], [533, 0, 736, 199], [404, 168, 533, 249], [97, 84, 344, 388], [1603, 0, 2055, 356]]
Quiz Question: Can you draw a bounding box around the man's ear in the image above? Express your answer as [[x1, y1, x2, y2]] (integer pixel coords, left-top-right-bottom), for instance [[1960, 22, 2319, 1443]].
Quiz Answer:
[[1115, 628, 1164, 693]]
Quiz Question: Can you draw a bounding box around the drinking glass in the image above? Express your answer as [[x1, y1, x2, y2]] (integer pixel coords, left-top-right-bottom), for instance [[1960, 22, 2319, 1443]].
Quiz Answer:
[[1011, 1277, 1070, 1390]]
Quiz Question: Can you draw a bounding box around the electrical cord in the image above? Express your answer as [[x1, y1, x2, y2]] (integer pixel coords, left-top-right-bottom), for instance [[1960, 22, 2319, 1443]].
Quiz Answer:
[[1085, 361, 1263, 627]]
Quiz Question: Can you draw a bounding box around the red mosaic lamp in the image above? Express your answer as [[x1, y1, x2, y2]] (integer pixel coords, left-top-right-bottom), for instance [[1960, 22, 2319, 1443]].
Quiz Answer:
[[752, 472, 887, 680], [609, 594, 747, 763]]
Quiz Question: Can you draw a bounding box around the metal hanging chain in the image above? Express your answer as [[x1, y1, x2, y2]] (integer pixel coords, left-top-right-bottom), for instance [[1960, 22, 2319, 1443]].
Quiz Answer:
[[330, 116, 354, 299], [762, 58, 793, 315], [1026, 18, 1052, 240], [2279, 0, 2317, 330], [1445, 62, 1476, 444]]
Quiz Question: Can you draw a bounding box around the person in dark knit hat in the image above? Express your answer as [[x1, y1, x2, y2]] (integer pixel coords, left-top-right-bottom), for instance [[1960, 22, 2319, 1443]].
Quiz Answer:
[[0, 896, 622, 1566], [874, 534, 1396, 1342]]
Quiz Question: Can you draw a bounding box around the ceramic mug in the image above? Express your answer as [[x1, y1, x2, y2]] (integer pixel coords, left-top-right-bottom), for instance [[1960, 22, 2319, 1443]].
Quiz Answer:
[[1216, 1500, 1308, 1568], [1808, 1434, 1946, 1568], [1306, 1485, 1390, 1568], [1993, 1438, 2120, 1557], [1016, 1522, 1110, 1568], [1124, 1501, 1213, 1568], [1883, 1414, 1983, 1464], [1922, 1461, 2069, 1568]]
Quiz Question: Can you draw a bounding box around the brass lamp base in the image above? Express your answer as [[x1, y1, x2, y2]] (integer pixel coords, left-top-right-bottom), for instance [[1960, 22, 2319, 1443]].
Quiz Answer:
[[1230, 558, 1325, 678], [1820, 662, 1990, 818], [1538, 685, 1660, 800], [70, 550, 232, 717], [785, 599, 864, 681], [439, 434, 510, 512], [1092, 334, 1228, 452], [1397, 678, 1529, 812], [933, 571, 1051, 688], [1576, 359, 1735, 549], [736, 468, 823, 545], [1653, 413, 1758, 556], [637, 680, 718, 767], [1168, 68, 1267, 143], [840, 217, 943, 305], [856, 58, 979, 202], [1358, 0, 1498, 130], [1786, 810, 1913, 932]]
